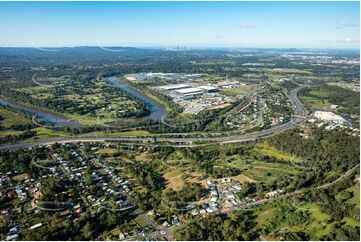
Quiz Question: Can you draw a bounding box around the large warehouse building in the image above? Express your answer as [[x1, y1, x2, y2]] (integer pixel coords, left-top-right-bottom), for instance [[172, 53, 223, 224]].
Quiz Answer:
[[158, 84, 191, 91], [313, 111, 347, 124]]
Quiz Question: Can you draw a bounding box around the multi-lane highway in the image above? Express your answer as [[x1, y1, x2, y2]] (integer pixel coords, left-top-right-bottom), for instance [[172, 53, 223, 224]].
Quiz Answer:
[[0, 85, 307, 151]]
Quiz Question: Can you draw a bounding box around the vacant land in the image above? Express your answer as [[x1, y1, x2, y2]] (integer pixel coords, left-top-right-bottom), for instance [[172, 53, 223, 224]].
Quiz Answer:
[[163, 169, 209, 190], [220, 85, 255, 97], [0, 107, 31, 128], [81, 130, 151, 137], [263, 68, 313, 75], [255, 143, 303, 162], [300, 84, 359, 115]]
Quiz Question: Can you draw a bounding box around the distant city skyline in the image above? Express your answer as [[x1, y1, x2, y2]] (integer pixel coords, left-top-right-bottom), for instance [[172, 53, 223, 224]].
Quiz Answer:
[[0, 1, 359, 49]]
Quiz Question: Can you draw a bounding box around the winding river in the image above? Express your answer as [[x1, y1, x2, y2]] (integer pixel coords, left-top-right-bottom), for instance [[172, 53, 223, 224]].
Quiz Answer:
[[0, 77, 166, 128], [0, 98, 81, 128], [106, 76, 167, 121]]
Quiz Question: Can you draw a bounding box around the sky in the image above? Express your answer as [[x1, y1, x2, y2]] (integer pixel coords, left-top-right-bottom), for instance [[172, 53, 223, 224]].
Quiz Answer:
[[0, 1, 359, 49]]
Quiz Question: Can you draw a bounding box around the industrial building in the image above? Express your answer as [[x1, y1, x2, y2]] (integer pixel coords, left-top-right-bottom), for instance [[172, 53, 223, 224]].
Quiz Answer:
[[198, 86, 219, 92], [175, 87, 205, 94], [158, 84, 191, 91], [174, 86, 219, 99], [175, 87, 205, 99], [313, 111, 347, 124]]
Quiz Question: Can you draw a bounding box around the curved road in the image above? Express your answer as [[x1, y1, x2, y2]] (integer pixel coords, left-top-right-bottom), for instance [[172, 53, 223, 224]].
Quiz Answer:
[[0, 85, 307, 151]]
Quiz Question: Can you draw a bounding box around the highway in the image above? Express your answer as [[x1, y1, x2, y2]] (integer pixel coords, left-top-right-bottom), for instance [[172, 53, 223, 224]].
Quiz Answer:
[[227, 163, 360, 212], [0, 85, 307, 151]]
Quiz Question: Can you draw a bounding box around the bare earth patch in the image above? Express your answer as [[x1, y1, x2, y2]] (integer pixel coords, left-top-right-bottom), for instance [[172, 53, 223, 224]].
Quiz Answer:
[[164, 170, 185, 191], [135, 153, 152, 162], [164, 170, 209, 190], [13, 173, 29, 181], [226, 174, 255, 183], [95, 148, 118, 154]]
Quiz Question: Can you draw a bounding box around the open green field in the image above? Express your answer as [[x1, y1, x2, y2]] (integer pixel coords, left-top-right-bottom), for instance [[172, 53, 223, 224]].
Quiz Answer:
[[0, 130, 25, 137], [335, 182, 360, 209], [300, 95, 332, 110], [241, 161, 301, 184], [0, 107, 31, 128], [0, 106, 73, 140], [255, 143, 303, 162], [81, 130, 151, 137], [213, 154, 301, 185], [0, 107, 32, 137], [255, 201, 345, 240], [346, 183, 360, 209], [134, 215, 149, 228], [29, 127, 71, 139], [296, 203, 333, 238], [342, 217, 359, 227], [255, 204, 277, 225], [263, 68, 313, 75], [220, 85, 255, 97], [300, 84, 360, 115]]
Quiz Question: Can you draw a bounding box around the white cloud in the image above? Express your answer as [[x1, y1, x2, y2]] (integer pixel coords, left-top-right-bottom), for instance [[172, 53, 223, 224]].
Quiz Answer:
[[333, 22, 359, 29], [338, 37, 360, 43], [319, 37, 360, 44], [238, 23, 256, 29]]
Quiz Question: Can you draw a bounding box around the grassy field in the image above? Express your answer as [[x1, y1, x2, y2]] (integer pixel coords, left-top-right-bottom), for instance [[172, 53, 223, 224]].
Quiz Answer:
[[30, 127, 70, 139], [134, 215, 149, 228], [300, 84, 359, 115], [164, 169, 185, 191], [255, 143, 303, 162], [163, 168, 206, 189], [0, 107, 31, 128], [0, 107, 32, 137], [296, 203, 333, 238], [220, 85, 255, 97], [0, 106, 74, 140], [255, 205, 278, 228], [335, 182, 360, 209], [258, 200, 359, 240], [135, 153, 152, 162], [255, 202, 335, 240], [214, 154, 300, 185], [346, 183, 360, 209], [0, 130, 25, 137], [300, 95, 332, 110], [12, 173, 29, 181], [81, 130, 151, 137], [342, 217, 359, 227], [263, 68, 313, 75], [95, 148, 119, 154], [224, 174, 255, 183]]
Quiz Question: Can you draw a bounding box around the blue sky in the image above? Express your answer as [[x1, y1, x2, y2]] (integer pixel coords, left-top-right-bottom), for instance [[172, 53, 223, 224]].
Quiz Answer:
[[0, 1, 359, 48]]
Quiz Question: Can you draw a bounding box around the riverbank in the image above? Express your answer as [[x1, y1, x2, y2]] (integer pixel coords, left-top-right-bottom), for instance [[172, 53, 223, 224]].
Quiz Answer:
[[106, 76, 168, 121], [0, 96, 82, 128]]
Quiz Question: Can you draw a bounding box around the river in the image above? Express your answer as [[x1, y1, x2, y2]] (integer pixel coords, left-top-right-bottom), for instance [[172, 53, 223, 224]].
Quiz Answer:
[[0, 77, 166, 128], [106, 76, 167, 121], [0, 98, 81, 128]]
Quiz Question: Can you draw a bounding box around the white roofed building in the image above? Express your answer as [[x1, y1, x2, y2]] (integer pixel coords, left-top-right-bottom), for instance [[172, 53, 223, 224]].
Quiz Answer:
[[313, 111, 347, 124], [158, 84, 191, 91]]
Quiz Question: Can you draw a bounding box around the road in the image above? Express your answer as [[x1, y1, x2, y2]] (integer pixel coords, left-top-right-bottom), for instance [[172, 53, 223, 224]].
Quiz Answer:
[[78, 145, 169, 240], [0, 118, 300, 150], [0, 85, 307, 151], [125, 163, 359, 241], [227, 163, 360, 212], [289, 85, 307, 117]]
